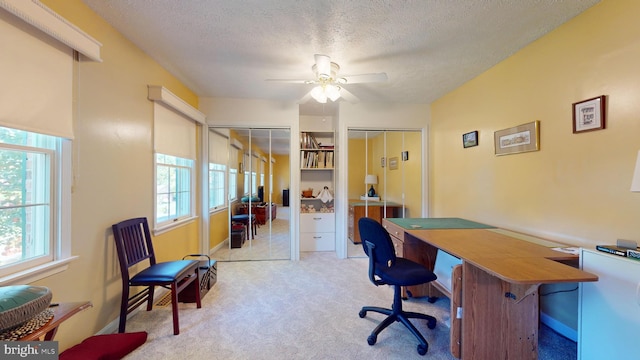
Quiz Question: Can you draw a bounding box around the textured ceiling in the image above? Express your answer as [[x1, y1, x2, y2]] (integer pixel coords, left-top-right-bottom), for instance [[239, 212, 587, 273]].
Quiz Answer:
[[82, 0, 599, 115]]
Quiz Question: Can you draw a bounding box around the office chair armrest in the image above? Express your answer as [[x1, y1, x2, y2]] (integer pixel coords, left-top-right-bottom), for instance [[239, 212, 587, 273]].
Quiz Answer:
[[364, 241, 380, 286]]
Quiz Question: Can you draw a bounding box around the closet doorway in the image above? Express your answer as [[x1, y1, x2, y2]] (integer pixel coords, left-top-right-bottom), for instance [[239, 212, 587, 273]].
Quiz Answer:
[[347, 129, 423, 258], [208, 127, 291, 261]]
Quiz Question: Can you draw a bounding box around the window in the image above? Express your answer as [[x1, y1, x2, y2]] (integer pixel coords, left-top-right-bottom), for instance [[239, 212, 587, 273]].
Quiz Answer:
[[209, 163, 226, 210], [244, 171, 250, 195], [0, 127, 64, 278], [150, 87, 205, 231], [155, 153, 194, 226], [252, 171, 257, 195], [229, 168, 238, 202]]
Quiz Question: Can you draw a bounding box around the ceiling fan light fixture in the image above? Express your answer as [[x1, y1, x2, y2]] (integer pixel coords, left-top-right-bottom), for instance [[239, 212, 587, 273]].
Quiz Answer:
[[326, 84, 341, 101], [310, 85, 327, 103]]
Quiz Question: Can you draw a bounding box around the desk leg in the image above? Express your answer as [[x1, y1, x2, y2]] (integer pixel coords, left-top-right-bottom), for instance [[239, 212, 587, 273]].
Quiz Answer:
[[451, 265, 462, 359], [461, 262, 539, 360]]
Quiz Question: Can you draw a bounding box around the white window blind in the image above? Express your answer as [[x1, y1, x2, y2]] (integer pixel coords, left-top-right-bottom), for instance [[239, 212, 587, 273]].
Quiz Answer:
[[154, 102, 196, 160], [209, 130, 228, 165], [0, 8, 73, 139]]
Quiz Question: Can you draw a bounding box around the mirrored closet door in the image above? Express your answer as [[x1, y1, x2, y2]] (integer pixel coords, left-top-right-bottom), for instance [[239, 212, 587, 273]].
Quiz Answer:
[[347, 129, 423, 258], [208, 127, 291, 262]]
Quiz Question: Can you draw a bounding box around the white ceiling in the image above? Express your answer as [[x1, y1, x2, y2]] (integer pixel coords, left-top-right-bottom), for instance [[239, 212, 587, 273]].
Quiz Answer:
[[81, 0, 599, 117]]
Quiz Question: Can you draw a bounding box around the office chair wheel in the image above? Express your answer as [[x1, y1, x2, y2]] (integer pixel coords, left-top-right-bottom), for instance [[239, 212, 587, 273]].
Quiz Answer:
[[358, 310, 366, 318], [427, 317, 437, 329], [367, 334, 377, 345], [417, 343, 428, 355]]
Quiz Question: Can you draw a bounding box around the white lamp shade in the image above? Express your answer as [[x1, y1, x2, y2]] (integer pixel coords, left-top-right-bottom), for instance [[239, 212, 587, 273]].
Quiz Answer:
[[325, 85, 341, 101], [631, 150, 640, 192], [365, 174, 378, 185], [310, 86, 327, 103]]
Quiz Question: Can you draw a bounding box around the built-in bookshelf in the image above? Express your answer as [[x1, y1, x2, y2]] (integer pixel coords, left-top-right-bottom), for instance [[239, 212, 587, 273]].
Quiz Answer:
[[300, 132, 334, 169], [299, 124, 335, 251]]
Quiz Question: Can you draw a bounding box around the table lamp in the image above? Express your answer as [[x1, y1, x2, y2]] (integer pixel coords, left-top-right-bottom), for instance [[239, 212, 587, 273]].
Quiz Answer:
[[365, 174, 378, 197], [631, 150, 640, 192]]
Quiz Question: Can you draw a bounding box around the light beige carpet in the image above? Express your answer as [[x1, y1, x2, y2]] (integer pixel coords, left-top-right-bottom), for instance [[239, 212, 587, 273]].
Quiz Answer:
[[122, 251, 575, 359]]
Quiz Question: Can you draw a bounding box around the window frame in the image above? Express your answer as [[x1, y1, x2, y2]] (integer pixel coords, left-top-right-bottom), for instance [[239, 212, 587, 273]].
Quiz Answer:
[[208, 162, 227, 211], [154, 153, 196, 232], [229, 167, 238, 202], [0, 131, 74, 286]]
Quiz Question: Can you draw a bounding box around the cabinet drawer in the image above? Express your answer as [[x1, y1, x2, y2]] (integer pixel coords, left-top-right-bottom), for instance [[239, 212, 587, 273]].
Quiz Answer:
[[391, 237, 404, 257], [300, 232, 335, 251], [382, 219, 404, 242], [300, 213, 335, 232]]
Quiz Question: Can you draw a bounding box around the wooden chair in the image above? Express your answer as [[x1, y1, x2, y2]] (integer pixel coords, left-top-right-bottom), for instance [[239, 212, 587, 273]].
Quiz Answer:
[[112, 217, 201, 335]]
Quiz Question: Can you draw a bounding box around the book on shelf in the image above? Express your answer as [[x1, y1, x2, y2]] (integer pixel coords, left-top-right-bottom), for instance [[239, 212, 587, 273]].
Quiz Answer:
[[595, 244, 640, 258], [301, 132, 319, 149]]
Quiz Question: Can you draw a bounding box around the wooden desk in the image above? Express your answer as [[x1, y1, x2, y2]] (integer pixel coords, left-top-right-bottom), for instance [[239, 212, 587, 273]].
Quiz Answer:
[[348, 200, 401, 244], [382, 218, 597, 360], [18, 301, 92, 341]]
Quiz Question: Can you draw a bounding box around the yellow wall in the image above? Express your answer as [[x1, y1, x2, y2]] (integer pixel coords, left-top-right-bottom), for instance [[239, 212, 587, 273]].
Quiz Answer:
[[430, 0, 640, 332], [431, 0, 640, 246], [369, 132, 422, 217], [272, 154, 291, 205], [348, 138, 367, 199], [34, 0, 201, 350]]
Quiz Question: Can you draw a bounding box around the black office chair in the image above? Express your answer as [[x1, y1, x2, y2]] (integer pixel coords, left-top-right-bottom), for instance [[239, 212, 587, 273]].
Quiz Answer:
[[357, 217, 437, 356], [112, 217, 202, 335]]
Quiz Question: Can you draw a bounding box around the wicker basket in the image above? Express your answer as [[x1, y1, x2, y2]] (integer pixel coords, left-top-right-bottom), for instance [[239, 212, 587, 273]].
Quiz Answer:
[[0, 285, 52, 332]]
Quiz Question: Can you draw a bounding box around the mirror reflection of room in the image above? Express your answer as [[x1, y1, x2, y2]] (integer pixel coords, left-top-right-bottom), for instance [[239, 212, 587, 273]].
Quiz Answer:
[[208, 128, 291, 262], [347, 130, 422, 258]]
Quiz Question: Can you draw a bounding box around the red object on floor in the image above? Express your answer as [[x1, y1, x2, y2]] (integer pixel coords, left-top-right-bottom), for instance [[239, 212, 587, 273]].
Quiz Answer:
[[59, 331, 147, 360]]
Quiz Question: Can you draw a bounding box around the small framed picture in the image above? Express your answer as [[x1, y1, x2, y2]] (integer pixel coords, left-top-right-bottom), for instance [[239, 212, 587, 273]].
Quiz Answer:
[[389, 157, 399, 170], [494, 121, 540, 156], [401, 151, 409, 161], [572, 95, 606, 133], [463, 131, 478, 148]]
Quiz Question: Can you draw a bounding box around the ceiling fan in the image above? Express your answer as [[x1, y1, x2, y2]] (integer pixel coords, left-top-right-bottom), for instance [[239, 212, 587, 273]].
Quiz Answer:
[[266, 54, 388, 103]]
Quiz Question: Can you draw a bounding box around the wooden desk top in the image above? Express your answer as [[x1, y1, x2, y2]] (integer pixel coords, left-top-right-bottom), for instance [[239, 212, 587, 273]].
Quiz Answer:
[[383, 219, 598, 285], [18, 301, 92, 341]]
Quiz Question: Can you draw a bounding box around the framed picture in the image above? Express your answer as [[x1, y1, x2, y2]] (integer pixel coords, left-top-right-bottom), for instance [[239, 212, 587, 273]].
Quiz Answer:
[[401, 151, 409, 161], [463, 131, 478, 148], [572, 95, 606, 133], [494, 121, 540, 156], [389, 157, 399, 170]]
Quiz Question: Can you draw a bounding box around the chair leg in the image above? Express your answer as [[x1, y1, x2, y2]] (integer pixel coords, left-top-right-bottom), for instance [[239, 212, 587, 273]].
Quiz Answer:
[[360, 305, 392, 317], [118, 285, 129, 333], [397, 313, 429, 349], [360, 285, 436, 354], [146, 285, 155, 311], [194, 267, 202, 309], [170, 282, 180, 335]]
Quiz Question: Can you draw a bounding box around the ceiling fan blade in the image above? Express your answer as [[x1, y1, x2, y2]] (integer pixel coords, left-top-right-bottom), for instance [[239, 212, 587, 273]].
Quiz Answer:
[[339, 87, 359, 103], [265, 78, 314, 84], [314, 54, 331, 78], [298, 89, 314, 104], [340, 72, 388, 84]]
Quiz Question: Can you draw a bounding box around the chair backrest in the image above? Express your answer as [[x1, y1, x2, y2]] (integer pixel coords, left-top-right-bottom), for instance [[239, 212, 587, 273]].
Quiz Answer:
[[358, 217, 397, 277], [112, 217, 157, 279]]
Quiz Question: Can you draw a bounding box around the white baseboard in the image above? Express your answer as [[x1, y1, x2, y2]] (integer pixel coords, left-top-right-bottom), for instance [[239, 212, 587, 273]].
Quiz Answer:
[[209, 239, 227, 255], [540, 311, 577, 342]]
